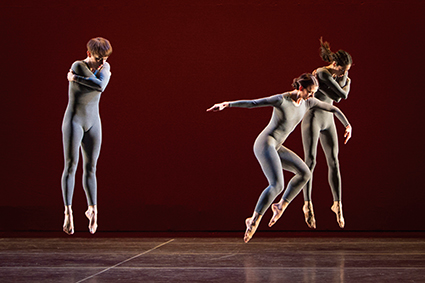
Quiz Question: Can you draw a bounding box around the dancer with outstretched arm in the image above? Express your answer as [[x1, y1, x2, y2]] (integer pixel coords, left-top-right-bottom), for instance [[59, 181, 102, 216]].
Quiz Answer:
[[301, 38, 353, 229], [207, 73, 352, 243]]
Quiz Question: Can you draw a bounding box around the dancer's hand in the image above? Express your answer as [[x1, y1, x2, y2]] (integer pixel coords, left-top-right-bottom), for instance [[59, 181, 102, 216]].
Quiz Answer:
[[206, 102, 229, 112], [344, 124, 352, 144], [67, 69, 76, 82]]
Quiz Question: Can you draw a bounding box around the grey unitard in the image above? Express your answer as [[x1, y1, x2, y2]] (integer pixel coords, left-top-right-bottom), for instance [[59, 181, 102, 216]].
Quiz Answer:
[[61, 61, 111, 206], [301, 67, 350, 202], [229, 93, 350, 215]]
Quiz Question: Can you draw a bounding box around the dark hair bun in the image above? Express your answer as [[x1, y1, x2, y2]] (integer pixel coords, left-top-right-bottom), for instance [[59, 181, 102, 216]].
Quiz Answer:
[[292, 79, 300, 90]]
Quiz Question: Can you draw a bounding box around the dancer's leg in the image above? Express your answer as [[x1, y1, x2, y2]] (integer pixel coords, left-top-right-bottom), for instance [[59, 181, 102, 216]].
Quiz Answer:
[[245, 138, 284, 243], [61, 121, 83, 235], [301, 117, 321, 228], [319, 123, 341, 202], [320, 123, 345, 228], [252, 140, 285, 215], [81, 122, 102, 234], [61, 122, 84, 206], [301, 117, 320, 201], [269, 146, 311, 227]]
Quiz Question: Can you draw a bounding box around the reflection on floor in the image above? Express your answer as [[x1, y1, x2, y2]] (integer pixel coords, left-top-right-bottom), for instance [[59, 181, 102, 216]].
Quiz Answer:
[[0, 233, 424, 282]]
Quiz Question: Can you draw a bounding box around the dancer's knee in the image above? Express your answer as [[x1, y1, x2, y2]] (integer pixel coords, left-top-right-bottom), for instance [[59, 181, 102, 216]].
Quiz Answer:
[[299, 169, 312, 183], [64, 160, 78, 175], [269, 182, 284, 195], [326, 157, 340, 171], [84, 163, 97, 175], [305, 155, 317, 170]]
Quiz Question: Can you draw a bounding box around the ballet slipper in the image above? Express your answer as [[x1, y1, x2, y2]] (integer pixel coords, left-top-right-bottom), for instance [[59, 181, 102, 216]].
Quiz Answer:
[[85, 206, 98, 234], [331, 201, 345, 228], [63, 207, 74, 235], [302, 201, 316, 229]]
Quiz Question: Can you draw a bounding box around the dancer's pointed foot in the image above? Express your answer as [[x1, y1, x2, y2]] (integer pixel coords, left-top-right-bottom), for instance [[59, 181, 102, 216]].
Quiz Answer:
[[303, 201, 316, 229], [244, 214, 262, 243], [268, 200, 288, 227], [63, 206, 74, 235], [331, 201, 345, 228], [85, 205, 98, 234]]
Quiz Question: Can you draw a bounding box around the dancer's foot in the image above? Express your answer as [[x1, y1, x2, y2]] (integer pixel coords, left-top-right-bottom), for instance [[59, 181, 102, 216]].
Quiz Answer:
[[303, 201, 316, 229], [244, 213, 262, 243], [85, 205, 98, 234], [268, 200, 288, 227], [63, 206, 74, 235], [331, 201, 345, 228]]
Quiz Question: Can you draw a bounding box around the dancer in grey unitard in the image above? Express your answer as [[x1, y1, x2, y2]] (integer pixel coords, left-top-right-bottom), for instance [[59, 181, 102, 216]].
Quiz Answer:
[[61, 37, 112, 235], [207, 73, 352, 243], [301, 38, 352, 229], [62, 61, 111, 206]]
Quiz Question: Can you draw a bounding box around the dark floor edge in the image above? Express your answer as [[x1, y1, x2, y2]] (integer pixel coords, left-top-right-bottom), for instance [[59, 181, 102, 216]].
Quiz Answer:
[[1, 230, 425, 238]]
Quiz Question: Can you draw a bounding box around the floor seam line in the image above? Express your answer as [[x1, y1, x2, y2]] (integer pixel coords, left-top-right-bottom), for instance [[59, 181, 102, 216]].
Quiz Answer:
[[75, 238, 175, 283]]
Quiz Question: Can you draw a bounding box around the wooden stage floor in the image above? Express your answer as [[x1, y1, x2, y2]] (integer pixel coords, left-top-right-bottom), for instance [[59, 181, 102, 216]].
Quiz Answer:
[[0, 233, 424, 282]]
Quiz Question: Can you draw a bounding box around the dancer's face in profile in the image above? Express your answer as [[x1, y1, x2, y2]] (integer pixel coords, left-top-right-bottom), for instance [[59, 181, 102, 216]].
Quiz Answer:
[[299, 85, 318, 100], [333, 63, 351, 77]]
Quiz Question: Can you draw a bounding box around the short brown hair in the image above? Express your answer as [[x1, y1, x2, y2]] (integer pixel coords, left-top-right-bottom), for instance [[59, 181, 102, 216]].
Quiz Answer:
[[87, 37, 113, 57]]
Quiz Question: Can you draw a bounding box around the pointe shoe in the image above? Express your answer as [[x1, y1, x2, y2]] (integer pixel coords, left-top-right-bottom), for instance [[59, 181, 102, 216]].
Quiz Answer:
[[331, 202, 345, 228], [303, 202, 316, 229], [85, 209, 98, 234]]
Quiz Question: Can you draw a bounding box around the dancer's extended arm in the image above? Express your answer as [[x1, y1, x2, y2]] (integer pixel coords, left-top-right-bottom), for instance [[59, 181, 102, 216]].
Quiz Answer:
[[207, 94, 283, 112]]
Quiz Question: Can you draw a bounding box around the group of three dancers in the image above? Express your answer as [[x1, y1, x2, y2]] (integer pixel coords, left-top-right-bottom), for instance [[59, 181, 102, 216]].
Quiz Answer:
[[61, 37, 353, 242]]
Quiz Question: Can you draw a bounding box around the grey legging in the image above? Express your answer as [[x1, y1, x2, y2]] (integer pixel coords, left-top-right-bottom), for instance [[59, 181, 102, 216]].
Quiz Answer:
[[253, 135, 311, 214], [228, 92, 350, 215], [61, 60, 111, 206], [301, 67, 350, 202]]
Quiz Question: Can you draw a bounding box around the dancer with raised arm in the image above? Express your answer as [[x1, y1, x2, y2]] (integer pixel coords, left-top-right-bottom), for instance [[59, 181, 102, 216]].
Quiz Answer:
[[61, 37, 112, 235], [207, 73, 352, 243], [301, 38, 352, 229]]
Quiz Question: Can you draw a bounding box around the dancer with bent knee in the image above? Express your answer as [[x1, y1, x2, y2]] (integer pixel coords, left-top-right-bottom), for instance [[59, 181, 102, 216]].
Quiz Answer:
[[301, 38, 352, 229], [61, 37, 112, 235], [207, 73, 352, 243]]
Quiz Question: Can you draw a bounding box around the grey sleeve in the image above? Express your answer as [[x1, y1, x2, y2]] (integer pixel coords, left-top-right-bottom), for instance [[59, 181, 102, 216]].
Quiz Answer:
[[73, 62, 111, 92], [229, 94, 283, 108], [317, 68, 350, 102], [308, 98, 350, 127]]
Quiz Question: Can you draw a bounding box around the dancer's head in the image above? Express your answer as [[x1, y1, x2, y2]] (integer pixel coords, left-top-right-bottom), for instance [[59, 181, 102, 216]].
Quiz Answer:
[[292, 73, 319, 100], [86, 37, 112, 68], [87, 37, 113, 58], [319, 37, 352, 77]]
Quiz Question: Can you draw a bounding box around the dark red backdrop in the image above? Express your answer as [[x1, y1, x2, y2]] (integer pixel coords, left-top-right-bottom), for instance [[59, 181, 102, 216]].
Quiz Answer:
[[1, 0, 424, 233]]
